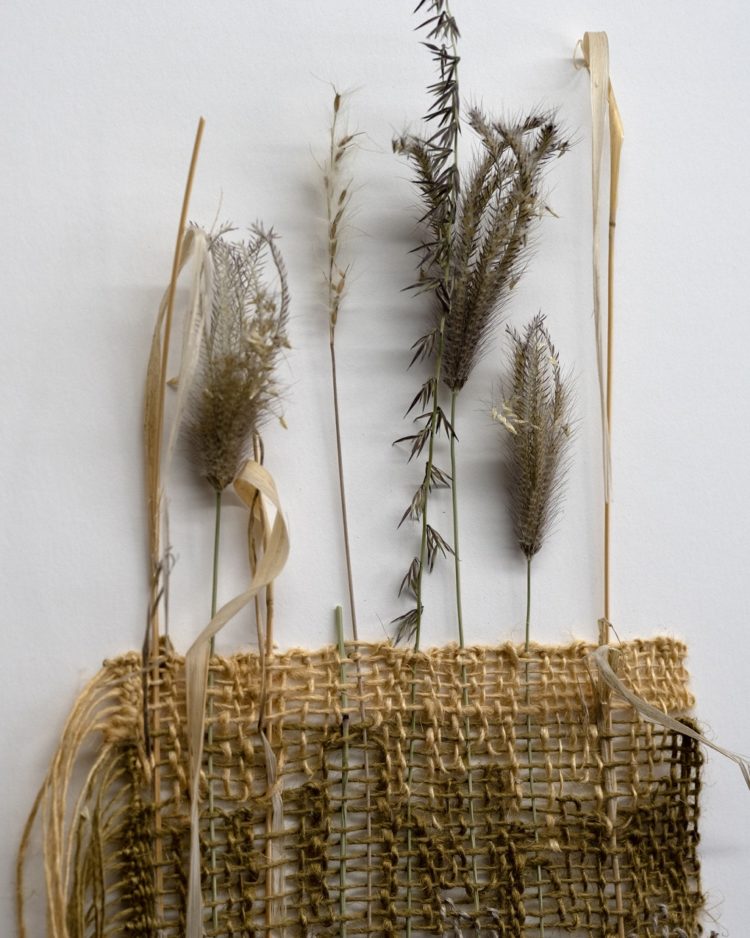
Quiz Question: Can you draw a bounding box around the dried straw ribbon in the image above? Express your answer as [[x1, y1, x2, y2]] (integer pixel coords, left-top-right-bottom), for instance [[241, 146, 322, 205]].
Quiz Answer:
[[577, 32, 750, 790]]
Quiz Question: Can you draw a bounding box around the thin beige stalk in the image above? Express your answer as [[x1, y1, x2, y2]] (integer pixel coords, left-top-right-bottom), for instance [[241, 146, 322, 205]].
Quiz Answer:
[[207, 489, 221, 931], [335, 606, 350, 937], [248, 433, 285, 935], [449, 389, 480, 915], [603, 81, 623, 631], [144, 116, 205, 927], [580, 35, 625, 936], [324, 93, 374, 926]]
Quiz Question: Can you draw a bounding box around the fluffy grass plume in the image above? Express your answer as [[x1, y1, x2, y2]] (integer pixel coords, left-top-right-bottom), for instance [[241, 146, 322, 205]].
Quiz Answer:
[[186, 225, 290, 492], [495, 313, 573, 558]]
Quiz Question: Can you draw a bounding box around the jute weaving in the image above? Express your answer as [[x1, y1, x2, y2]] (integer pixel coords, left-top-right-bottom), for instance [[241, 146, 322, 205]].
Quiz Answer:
[[19, 638, 702, 937], [18, 23, 737, 938]]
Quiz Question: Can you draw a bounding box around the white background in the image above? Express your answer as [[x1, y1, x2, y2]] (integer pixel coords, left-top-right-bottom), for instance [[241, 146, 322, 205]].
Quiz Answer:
[[2, 1, 749, 933]]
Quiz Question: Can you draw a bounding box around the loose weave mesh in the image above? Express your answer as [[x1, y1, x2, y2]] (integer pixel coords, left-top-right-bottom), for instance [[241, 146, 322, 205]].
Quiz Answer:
[[81, 638, 701, 936]]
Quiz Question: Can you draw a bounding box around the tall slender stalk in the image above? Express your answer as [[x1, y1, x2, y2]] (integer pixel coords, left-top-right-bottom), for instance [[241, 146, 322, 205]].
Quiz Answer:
[[449, 388, 480, 915], [449, 390, 464, 648], [397, 6, 459, 932], [207, 490, 222, 931], [325, 94, 359, 641], [322, 92, 375, 927], [144, 117, 205, 925], [330, 342, 357, 638]]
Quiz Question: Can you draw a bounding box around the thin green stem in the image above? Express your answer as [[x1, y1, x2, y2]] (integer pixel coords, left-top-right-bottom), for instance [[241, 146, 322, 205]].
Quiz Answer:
[[330, 341, 358, 640], [525, 556, 532, 652], [413, 329, 445, 650], [406, 319, 445, 937], [207, 489, 222, 932], [525, 556, 545, 935], [450, 389, 479, 914], [450, 389, 465, 647], [336, 606, 350, 938]]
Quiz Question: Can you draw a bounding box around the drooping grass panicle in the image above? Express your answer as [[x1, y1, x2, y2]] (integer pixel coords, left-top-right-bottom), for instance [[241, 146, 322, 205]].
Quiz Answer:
[[495, 313, 574, 559], [185, 225, 290, 492], [442, 112, 569, 392]]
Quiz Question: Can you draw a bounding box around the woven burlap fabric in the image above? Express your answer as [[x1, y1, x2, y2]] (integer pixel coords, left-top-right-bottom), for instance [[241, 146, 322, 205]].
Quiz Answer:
[[56, 638, 701, 937]]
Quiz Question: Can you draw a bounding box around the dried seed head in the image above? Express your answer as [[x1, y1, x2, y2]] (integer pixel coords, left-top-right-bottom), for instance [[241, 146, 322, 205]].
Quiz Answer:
[[496, 314, 574, 559], [185, 225, 289, 491], [442, 111, 569, 392]]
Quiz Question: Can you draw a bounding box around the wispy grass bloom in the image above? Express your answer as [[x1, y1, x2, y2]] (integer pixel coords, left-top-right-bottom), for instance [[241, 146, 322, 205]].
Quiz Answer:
[[186, 226, 290, 492]]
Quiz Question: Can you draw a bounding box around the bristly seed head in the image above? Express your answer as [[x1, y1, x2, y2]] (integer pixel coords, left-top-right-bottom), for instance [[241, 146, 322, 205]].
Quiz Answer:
[[495, 313, 574, 559], [185, 224, 290, 492], [441, 111, 569, 392]]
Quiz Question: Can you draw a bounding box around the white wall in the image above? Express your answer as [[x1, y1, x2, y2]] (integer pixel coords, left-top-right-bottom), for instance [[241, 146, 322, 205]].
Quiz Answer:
[[2, 1, 749, 933]]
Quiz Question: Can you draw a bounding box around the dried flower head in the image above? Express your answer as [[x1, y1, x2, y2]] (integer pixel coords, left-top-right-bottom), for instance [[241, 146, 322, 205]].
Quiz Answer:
[[323, 91, 359, 340], [494, 314, 573, 558], [185, 225, 290, 491], [442, 111, 569, 392]]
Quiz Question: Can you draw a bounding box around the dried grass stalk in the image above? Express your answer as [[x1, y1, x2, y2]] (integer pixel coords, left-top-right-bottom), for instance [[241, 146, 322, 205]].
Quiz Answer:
[[320, 92, 377, 933]]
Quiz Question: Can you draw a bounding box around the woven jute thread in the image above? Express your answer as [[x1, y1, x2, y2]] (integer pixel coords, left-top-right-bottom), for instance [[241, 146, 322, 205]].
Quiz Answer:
[[17, 637, 702, 937]]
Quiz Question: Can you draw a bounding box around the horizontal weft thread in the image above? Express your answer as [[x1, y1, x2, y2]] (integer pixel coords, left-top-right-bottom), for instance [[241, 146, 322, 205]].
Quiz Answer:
[[18, 638, 702, 937]]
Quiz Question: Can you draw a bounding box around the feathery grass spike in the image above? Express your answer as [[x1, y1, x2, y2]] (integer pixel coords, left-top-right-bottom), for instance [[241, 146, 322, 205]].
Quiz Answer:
[[494, 313, 574, 934], [497, 314, 573, 562]]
